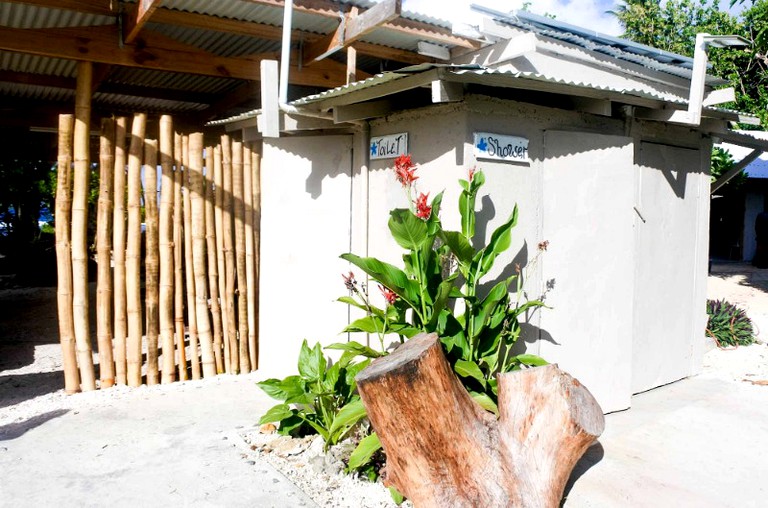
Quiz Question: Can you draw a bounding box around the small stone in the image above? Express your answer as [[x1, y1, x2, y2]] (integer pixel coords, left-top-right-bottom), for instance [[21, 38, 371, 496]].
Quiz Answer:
[[246, 460, 256, 465], [272, 478, 280, 483], [259, 423, 277, 434]]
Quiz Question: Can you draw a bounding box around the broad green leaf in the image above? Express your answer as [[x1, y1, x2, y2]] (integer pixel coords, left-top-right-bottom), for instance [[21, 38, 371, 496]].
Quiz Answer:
[[329, 398, 367, 441], [323, 361, 341, 393], [275, 413, 305, 436], [428, 279, 456, 330], [256, 375, 305, 402], [342, 316, 387, 335], [337, 296, 385, 318], [427, 191, 444, 235], [389, 487, 405, 505], [298, 340, 325, 382], [469, 390, 498, 414], [389, 208, 428, 250], [459, 189, 476, 241], [472, 276, 514, 337], [347, 432, 382, 471], [510, 299, 548, 319], [345, 358, 371, 389], [341, 253, 421, 307], [454, 359, 487, 388], [513, 354, 549, 367], [296, 413, 329, 441], [472, 205, 519, 278], [440, 230, 475, 265], [258, 404, 294, 425], [325, 341, 386, 359], [388, 323, 421, 338], [471, 170, 486, 190]]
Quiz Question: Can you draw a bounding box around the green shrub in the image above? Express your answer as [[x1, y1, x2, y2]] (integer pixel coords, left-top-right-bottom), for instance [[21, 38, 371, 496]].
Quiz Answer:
[[706, 299, 755, 347]]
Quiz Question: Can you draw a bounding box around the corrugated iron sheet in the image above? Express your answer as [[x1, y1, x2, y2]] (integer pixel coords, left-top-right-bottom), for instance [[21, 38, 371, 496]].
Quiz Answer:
[[0, 81, 73, 101], [0, 3, 113, 29], [0, 52, 77, 77], [93, 92, 208, 113]]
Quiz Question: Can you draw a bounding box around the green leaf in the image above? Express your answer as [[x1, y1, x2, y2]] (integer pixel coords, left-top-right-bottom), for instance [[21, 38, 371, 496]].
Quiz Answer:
[[469, 390, 498, 414], [472, 276, 514, 337], [325, 341, 386, 359], [389, 487, 405, 505], [454, 359, 487, 388], [340, 253, 421, 307], [323, 361, 341, 393], [389, 208, 429, 250], [471, 170, 486, 190], [473, 205, 519, 278], [347, 432, 382, 471], [337, 296, 384, 318], [256, 376, 305, 402], [427, 279, 456, 330], [440, 230, 475, 265], [513, 354, 549, 367], [510, 299, 548, 319], [258, 404, 294, 425], [328, 398, 367, 442], [459, 189, 476, 241], [298, 340, 325, 381], [345, 358, 371, 389], [342, 316, 387, 335]]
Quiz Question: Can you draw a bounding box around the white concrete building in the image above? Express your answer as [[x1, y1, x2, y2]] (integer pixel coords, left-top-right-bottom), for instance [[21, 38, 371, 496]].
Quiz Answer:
[[217, 11, 768, 412]]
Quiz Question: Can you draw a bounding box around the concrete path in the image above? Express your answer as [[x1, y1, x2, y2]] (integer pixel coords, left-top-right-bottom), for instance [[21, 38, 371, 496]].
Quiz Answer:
[[565, 373, 768, 508], [0, 374, 316, 508]]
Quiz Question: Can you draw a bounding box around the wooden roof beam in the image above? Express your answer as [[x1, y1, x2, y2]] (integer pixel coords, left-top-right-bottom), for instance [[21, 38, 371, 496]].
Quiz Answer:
[[303, 0, 401, 65], [123, 0, 163, 44]]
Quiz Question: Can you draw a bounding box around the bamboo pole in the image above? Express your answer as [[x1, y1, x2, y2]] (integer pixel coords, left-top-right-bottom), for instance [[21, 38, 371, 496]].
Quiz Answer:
[[113, 117, 128, 385], [205, 146, 224, 374], [213, 145, 230, 373], [72, 61, 96, 391], [96, 118, 116, 388], [182, 136, 201, 380], [243, 144, 256, 372], [251, 146, 262, 370], [221, 135, 238, 374], [55, 114, 80, 394], [173, 132, 187, 381], [233, 140, 251, 373], [126, 113, 146, 387], [159, 116, 175, 384], [189, 134, 216, 378], [144, 139, 160, 385]]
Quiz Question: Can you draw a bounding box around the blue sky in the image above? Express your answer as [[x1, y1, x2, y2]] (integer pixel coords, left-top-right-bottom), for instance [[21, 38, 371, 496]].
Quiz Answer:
[[401, 0, 747, 37]]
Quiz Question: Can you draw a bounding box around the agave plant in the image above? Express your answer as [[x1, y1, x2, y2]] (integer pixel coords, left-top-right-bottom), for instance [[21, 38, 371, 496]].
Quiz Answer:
[[706, 299, 755, 347]]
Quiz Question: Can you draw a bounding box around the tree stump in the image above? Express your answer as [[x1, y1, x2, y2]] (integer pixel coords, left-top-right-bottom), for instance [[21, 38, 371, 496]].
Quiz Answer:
[[356, 333, 605, 508]]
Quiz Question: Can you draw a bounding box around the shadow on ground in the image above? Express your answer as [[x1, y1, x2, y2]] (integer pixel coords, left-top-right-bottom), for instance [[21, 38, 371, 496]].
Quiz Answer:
[[0, 409, 69, 441], [710, 262, 768, 294], [562, 441, 605, 506], [0, 370, 63, 410]]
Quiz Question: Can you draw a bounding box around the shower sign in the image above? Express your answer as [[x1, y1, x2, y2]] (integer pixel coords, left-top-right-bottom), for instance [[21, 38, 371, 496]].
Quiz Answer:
[[370, 132, 408, 160], [474, 132, 529, 163]]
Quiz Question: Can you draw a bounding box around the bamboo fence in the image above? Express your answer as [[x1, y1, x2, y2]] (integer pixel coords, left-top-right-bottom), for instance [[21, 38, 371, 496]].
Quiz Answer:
[[54, 113, 261, 391]]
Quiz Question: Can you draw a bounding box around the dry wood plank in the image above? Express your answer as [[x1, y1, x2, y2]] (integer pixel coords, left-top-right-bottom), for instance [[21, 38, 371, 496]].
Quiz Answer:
[[159, 116, 176, 384], [72, 61, 96, 391], [123, 0, 162, 44], [182, 136, 201, 380], [205, 146, 224, 373], [356, 333, 605, 508], [96, 117, 115, 388], [55, 113, 80, 394], [213, 144, 231, 373], [250, 147, 262, 369], [221, 135, 239, 374], [112, 117, 128, 385], [232, 141, 251, 373], [173, 132, 187, 381], [243, 144, 256, 372]]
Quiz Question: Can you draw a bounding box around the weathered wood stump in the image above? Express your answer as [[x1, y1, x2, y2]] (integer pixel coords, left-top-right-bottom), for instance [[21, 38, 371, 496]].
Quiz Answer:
[[356, 333, 605, 508]]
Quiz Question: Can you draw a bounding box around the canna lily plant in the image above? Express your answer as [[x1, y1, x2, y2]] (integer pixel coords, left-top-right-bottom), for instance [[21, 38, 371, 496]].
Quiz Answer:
[[334, 154, 548, 414]]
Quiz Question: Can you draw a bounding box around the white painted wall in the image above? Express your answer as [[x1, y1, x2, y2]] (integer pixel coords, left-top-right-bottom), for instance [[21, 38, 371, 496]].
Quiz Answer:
[[258, 135, 354, 378]]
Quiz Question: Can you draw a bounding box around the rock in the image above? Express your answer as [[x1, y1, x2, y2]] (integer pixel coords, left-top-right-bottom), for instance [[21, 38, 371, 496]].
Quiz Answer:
[[269, 435, 312, 457], [260, 423, 277, 434]]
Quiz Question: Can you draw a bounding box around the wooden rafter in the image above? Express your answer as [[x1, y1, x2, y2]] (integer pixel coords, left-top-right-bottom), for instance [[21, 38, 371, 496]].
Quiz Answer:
[[123, 0, 163, 44], [0, 25, 356, 87], [303, 0, 401, 65]]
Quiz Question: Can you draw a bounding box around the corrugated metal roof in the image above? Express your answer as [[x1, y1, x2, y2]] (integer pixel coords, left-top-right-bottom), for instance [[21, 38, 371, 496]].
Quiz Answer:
[[148, 22, 283, 58], [106, 68, 241, 95], [93, 92, 208, 113], [0, 52, 77, 77], [0, 3, 113, 29], [0, 81, 72, 101]]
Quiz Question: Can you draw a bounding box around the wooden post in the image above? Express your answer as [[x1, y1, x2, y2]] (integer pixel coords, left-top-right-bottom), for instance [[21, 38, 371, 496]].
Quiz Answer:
[[182, 136, 201, 380], [251, 146, 262, 370], [221, 135, 238, 374], [159, 116, 175, 384], [346, 46, 357, 85], [112, 116, 128, 385], [96, 118, 115, 388], [189, 133, 216, 378], [173, 132, 187, 381], [243, 144, 256, 372], [126, 113, 146, 387], [72, 61, 96, 391], [144, 139, 160, 385], [232, 140, 251, 373], [55, 114, 80, 394], [205, 146, 224, 373], [213, 145, 230, 373], [356, 333, 605, 508]]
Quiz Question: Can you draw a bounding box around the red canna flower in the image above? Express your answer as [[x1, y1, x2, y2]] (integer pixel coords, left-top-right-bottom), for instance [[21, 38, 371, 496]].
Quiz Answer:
[[342, 271, 357, 291], [394, 154, 418, 187], [468, 167, 476, 182], [379, 284, 398, 306], [415, 192, 432, 220], [538, 240, 549, 251]]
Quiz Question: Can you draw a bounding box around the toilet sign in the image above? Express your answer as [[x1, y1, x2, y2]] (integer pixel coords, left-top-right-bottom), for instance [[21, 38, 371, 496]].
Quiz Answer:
[[474, 132, 529, 163], [370, 133, 408, 160]]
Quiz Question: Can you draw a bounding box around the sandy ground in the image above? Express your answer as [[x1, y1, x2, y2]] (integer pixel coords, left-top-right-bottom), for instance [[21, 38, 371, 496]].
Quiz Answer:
[[1, 264, 767, 506]]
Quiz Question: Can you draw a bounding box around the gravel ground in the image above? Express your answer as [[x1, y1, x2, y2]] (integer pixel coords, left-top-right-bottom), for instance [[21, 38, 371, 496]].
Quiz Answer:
[[1, 263, 766, 507]]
